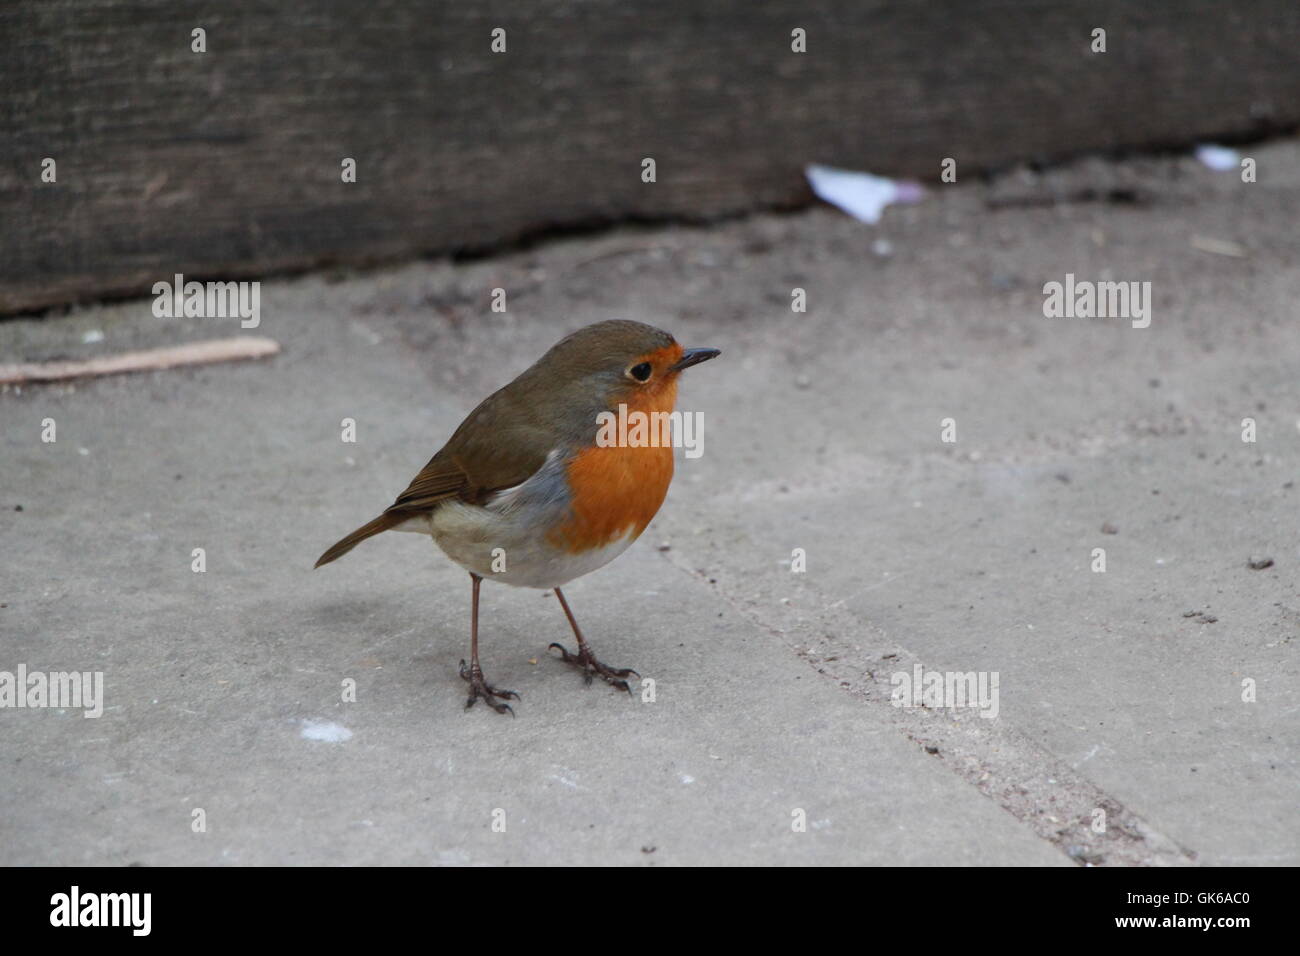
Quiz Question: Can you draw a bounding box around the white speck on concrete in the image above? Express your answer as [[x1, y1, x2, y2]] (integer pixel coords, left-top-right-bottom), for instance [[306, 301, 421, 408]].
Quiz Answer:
[[549, 767, 585, 790], [300, 720, 353, 742], [1194, 143, 1239, 171]]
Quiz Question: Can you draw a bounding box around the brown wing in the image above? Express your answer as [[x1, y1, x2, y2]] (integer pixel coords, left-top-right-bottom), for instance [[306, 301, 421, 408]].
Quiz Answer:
[[384, 453, 470, 512], [315, 367, 559, 569], [314, 444, 531, 569], [313, 455, 469, 568], [386, 382, 556, 512]]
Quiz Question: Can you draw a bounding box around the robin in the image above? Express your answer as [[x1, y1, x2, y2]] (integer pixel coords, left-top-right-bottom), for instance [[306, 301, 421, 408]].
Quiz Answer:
[[315, 319, 720, 714]]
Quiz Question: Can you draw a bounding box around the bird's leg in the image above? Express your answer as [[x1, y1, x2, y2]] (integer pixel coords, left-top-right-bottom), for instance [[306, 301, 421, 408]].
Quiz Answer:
[[459, 572, 519, 715], [548, 587, 639, 693]]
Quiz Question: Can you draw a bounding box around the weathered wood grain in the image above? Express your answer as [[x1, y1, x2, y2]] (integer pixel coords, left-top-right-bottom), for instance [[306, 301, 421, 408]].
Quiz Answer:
[[2, 1, 1297, 315]]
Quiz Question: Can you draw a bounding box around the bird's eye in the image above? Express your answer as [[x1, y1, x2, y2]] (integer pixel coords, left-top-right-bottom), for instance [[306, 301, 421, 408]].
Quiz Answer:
[[628, 362, 653, 382]]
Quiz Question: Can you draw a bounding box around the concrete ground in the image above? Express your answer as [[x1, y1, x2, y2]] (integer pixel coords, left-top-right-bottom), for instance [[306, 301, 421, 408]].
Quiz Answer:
[[2, 142, 1298, 866]]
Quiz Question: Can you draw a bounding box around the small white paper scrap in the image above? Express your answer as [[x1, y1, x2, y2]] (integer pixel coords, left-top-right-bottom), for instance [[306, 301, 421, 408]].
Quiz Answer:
[[805, 164, 925, 224]]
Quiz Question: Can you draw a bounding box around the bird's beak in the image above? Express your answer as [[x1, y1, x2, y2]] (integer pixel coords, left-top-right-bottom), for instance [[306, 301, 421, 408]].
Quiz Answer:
[[670, 347, 721, 372]]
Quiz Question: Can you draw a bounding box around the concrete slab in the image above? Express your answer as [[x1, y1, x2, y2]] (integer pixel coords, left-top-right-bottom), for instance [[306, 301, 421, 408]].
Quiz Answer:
[[2, 141, 1298, 864]]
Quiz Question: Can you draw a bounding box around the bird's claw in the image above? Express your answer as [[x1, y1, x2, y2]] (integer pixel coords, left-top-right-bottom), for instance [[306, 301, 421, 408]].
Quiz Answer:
[[459, 659, 519, 716], [548, 642, 639, 694]]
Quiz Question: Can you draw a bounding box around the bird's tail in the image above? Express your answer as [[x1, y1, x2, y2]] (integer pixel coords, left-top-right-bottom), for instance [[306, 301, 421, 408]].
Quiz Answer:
[[314, 512, 407, 568]]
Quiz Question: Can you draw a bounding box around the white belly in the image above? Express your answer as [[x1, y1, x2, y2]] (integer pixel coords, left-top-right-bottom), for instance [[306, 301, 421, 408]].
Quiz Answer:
[[397, 502, 637, 589]]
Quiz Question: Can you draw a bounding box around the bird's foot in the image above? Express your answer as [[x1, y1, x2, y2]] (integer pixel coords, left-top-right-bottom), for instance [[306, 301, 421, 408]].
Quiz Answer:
[[459, 659, 519, 715], [548, 642, 639, 693]]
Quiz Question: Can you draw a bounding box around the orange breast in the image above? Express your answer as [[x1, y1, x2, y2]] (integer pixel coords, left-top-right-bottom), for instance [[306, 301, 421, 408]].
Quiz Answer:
[[549, 378, 678, 553]]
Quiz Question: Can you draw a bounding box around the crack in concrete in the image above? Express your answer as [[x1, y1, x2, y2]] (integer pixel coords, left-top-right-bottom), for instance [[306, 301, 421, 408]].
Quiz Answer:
[[658, 549, 1198, 867]]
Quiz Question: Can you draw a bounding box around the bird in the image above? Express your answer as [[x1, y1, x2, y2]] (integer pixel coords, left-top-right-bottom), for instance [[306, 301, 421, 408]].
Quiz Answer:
[[315, 319, 720, 715]]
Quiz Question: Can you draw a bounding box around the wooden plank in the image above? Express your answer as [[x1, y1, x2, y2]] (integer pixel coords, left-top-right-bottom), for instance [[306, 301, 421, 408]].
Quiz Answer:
[[2, 0, 1297, 315]]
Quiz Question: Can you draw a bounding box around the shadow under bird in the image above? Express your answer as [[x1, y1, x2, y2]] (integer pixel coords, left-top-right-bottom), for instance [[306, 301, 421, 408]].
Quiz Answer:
[[315, 319, 720, 714]]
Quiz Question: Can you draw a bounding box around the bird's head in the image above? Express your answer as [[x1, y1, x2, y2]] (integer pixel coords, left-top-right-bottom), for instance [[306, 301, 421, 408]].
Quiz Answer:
[[538, 320, 720, 412]]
